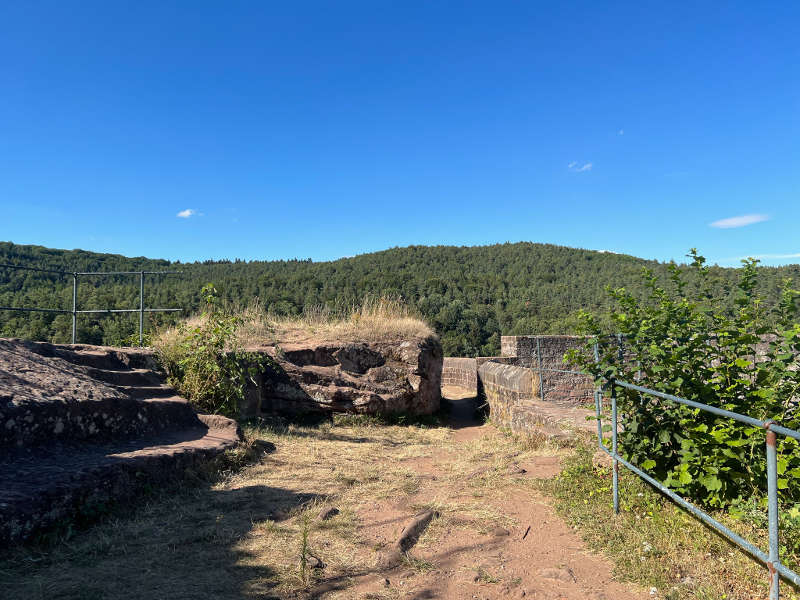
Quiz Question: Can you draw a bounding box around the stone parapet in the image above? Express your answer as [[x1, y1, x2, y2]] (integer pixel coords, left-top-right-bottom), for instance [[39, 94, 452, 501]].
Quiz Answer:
[[477, 361, 540, 429], [442, 357, 477, 391], [500, 335, 594, 407]]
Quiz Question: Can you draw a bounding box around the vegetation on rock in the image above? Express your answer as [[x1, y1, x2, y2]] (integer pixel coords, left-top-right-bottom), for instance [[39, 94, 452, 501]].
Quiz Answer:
[[154, 284, 265, 416]]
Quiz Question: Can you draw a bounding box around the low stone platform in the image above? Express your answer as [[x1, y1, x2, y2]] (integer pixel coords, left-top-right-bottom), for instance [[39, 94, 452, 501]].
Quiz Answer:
[[0, 339, 241, 545]]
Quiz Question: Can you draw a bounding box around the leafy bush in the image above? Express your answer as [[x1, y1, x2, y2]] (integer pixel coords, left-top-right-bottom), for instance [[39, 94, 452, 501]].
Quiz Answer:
[[155, 284, 265, 416], [568, 250, 800, 508]]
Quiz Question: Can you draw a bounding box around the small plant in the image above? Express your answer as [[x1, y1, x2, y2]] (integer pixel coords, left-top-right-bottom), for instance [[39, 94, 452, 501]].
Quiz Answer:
[[474, 566, 500, 584], [298, 512, 312, 586], [155, 283, 269, 416], [401, 552, 434, 573]]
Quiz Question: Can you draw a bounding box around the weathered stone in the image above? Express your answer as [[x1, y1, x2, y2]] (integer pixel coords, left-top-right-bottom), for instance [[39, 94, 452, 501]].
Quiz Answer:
[[318, 506, 339, 521], [0, 338, 241, 546], [244, 336, 442, 417], [333, 344, 385, 374]]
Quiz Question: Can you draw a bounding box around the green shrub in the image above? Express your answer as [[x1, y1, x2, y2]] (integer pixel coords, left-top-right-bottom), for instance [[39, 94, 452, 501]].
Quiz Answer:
[[568, 250, 800, 509], [155, 283, 265, 416]]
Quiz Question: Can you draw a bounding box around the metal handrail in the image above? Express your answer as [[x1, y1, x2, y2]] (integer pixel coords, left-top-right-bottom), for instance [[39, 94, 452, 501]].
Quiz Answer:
[[531, 357, 799, 598], [0, 263, 182, 346]]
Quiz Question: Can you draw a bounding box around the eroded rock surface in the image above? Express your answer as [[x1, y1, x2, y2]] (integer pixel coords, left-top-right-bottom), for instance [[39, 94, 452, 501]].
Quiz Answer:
[[243, 336, 443, 416], [0, 338, 240, 545]]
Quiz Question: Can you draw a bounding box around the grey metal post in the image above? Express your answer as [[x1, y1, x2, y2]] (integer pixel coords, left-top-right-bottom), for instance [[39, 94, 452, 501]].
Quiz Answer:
[[71, 273, 77, 344], [593, 341, 603, 449], [139, 271, 144, 347], [611, 380, 620, 515], [536, 336, 545, 401], [766, 426, 780, 599]]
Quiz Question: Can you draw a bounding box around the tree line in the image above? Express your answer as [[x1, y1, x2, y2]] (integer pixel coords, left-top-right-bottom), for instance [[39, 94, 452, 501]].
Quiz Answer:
[[1, 241, 799, 356]]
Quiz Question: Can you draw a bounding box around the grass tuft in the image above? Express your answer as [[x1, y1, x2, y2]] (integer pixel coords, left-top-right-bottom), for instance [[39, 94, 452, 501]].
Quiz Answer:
[[153, 294, 434, 356], [537, 444, 800, 600]]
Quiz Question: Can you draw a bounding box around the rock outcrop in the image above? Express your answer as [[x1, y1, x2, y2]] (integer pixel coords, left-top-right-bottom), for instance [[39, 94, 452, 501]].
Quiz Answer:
[[242, 336, 443, 417], [0, 339, 241, 545]]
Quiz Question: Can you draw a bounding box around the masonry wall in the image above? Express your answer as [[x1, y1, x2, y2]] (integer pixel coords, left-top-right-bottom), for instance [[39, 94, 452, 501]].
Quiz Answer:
[[441, 356, 515, 393], [441, 357, 477, 391], [477, 361, 539, 430], [500, 335, 595, 407]]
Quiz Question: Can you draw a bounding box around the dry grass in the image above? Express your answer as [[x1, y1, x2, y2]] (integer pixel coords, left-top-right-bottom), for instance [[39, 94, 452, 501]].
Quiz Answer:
[[4, 404, 790, 599], [153, 295, 434, 354], [538, 445, 800, 600], [0, 409, 558, 599]]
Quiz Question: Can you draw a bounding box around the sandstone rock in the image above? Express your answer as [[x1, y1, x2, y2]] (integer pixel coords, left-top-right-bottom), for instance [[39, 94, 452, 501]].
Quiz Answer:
[[251, 439, 276, 454], [0, 338, 240, 546], [244, 336, 442, 417], [333, 345, 385, 374], [318, 506, 339, 521]]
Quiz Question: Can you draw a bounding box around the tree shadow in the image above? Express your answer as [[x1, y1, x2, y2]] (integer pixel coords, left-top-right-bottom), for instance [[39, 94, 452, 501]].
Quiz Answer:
[[0, 483, 321, 599]]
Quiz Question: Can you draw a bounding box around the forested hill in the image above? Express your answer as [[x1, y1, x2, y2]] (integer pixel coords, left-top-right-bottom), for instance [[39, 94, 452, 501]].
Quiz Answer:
[[2, 241, 799, 356]]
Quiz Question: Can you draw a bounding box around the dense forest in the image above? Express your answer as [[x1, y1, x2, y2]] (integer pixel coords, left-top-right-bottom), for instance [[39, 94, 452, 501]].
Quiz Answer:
[[2, 241, 799, 356]]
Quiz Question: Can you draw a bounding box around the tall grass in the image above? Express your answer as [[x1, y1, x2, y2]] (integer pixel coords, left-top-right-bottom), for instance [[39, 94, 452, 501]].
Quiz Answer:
[[153, 294, 433, 354]]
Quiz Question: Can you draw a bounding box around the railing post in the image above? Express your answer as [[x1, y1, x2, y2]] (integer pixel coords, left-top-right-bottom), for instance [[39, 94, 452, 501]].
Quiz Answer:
[[536, 336, 545, 401], [593, 340, 603, 449], [611, 379, 620, 515], [71, 273, 77, 344], [766, 425, 780, 599], [139, 271, 144, 347]]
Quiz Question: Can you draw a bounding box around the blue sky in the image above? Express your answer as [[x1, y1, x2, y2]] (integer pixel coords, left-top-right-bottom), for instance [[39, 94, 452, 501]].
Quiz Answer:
[[1, 2, 798, 267]]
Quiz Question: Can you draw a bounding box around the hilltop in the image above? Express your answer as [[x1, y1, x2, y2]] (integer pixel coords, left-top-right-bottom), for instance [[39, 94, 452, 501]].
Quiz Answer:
[[2, 241, 799, 356]]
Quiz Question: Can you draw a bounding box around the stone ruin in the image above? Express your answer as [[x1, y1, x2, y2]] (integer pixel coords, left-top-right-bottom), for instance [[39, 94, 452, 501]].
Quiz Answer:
[[0, 339, 241, 545], [442, 335, 598, 440], [240, 336, 443, 418], [0, 334, 444, 545]]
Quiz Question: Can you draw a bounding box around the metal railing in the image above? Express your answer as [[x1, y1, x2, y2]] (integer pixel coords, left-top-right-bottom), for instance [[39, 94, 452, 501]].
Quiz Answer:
[[0, 263, 182, 346], [530, 347, 800, 599]]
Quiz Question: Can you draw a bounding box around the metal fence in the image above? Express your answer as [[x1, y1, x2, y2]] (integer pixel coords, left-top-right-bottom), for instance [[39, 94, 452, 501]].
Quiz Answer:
[[531, 344, 800, 600], [0, 263, 182, 346]]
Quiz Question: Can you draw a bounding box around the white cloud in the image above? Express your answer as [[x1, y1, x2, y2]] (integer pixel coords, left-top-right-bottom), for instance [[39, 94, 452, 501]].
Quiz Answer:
[[709, 214, 769, 229], [176, 208, 197, 218], [568, 162, 592, 172]]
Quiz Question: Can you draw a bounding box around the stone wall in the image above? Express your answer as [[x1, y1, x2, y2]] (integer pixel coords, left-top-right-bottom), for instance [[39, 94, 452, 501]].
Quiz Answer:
[[442, 358, 477, 391], [440, 336, 597, 407], [500, 335, 595, 407], [477, 361, 539, 429]]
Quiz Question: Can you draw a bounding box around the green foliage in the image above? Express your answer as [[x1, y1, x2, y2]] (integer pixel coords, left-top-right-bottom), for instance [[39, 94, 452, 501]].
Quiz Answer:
[[156, 284, 265, 416], [3, 241, 799, 356], [568, 250, 800, 508]]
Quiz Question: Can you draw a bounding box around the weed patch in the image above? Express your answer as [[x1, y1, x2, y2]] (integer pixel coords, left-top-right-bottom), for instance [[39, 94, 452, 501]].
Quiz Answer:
[[538, 445, 800, 600]]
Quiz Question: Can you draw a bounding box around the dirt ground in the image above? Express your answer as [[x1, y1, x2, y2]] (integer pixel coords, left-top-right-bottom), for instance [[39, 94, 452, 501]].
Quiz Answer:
[[331, 387, 644, 600], [0, 386, 645, 600]]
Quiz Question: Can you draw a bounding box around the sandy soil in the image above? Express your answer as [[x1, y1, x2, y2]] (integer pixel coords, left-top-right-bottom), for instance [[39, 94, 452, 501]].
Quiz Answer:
[[330, 387, 645, 600]]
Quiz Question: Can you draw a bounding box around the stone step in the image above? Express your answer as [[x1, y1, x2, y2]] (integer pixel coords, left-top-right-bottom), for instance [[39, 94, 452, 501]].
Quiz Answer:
[[2, 394, 200, 449], [120, 385, 179, 398], [85, 367, 162, 387], [0, 416, 241, 545]]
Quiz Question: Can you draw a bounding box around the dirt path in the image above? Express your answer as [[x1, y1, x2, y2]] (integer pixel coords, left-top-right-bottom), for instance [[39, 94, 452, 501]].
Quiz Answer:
[[0, 387, 645, 600], [336, 387, 644, 600]]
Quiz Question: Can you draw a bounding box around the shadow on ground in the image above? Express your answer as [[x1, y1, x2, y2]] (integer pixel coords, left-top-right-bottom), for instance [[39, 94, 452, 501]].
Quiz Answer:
[[0, 484, 317, 600]]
